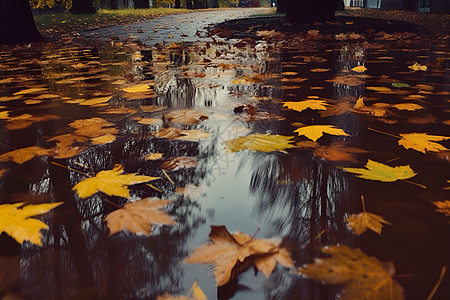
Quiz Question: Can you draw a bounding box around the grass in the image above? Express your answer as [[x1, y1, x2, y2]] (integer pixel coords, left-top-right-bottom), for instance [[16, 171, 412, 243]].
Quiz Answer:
[[34, 8, 191, 34]]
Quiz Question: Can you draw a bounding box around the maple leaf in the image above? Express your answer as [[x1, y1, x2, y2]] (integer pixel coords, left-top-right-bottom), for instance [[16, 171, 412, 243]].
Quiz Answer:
[[105, 198, 175, 236], [295, 245, 405, 300], [346, 196, 391, 235], [283, 100, 329, 113], [69, 117, 118, 138], [392, 103, 423, 111], [432, 200, 450, 217], [408, 62, 427, 71], [123, 84, 151, 93], [0, 146, 52, 164], [72, 164, 159, 199], [145, 152, 164, 160], [294, 125, 350, 142], [398, 133, 449, 153], [166, 109, 208, 125], [224, 133, 296, 153], [154, 127, 210, 141], [0, 202, 62, 246], [350, 65, 367, 73], [185, 226, 293, 286], [366, 86, 394, 93], [342, 160, 416, 182], [354, 97, 390, 117]]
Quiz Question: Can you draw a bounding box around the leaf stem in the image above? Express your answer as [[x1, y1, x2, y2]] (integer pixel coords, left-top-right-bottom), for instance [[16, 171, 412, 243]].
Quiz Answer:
[[146, 183, 162, 193], [51, 161, 90, 177], [401, 179, 427, 189], [426, 266, 446, 300], [252, 226, 261, 239], [103, 197, 122, 209], [361, 195, 366, 212], [367, 127, 401, 139], [162, 169, 175, 184]]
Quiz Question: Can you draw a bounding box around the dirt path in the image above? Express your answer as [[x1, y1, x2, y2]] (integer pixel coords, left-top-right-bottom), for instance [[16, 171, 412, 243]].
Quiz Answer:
[[81, 7, 272, 45]]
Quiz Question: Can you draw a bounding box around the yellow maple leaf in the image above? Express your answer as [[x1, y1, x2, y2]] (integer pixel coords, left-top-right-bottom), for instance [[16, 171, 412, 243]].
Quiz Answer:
[[295, 245, 405, 300], [0, 146, 52, 164], [224, 133, 296, 153], [350, 65, 367, 72], [398, 133, 449, 153], [0, 202, 62, 246], [91, 134, 116, 145], [408, 62, 427, 71], [283, 100, 329, 113], [72, 164, 159, 199], [346, 197, 391, 235], [294, 125, 350, 142], [392, 103, 423, 111], [343, 160, 416, 182], [123, 84, 151, 93], [105, 198, 175, 236]]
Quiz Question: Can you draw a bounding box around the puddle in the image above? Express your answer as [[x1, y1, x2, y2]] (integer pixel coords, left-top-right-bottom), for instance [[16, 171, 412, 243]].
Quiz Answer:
[[0, 36, 449, 300]]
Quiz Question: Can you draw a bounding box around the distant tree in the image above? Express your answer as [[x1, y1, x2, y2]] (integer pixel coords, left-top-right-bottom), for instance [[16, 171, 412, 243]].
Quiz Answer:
[[0, 0, 42, 44], [135, 0, 149, 8], [211, 0, 219, 7], [70, 0, 96, 13]]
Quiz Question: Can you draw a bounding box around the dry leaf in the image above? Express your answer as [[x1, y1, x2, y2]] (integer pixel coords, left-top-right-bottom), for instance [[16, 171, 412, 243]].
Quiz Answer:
[[47, 134, 88, 159], [391, 103, 423, 111], [224, 133, 296, 153], [91, 134, 116, 145], [13, 87, 47, 95], [283, 100, 328, 113], [408, 62, 427, 71], [73, 164, 159, 199], [432, 201, 450, 217], [105, 198, 174, 236], [294, 125, 350, 142], [398, 133, 449, 153], [79, 96, 111, 107], [184, 225, 293, 286], [346, 212, 391, 235], [139, 105, 167, 112], [154, 127, 210, 141], [0, 146, 52, 164], [314, 142, 368, 161], [69, 117, 119, 138], [161, 157, 198, 171], [342, 160, 416, 182], [327, 76, 364, 86], [5, 114, 59, 130], [366, 86, 393, 93], [145, 153, 163, 160], [123, 84, 151, 93], [166, 110, 208, 125], [295, 245, 404, 300], [0, 202, 62, 246], [350, 65, 367, 73]]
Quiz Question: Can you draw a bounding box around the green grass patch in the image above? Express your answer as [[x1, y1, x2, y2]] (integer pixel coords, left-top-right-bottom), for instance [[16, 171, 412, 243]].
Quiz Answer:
[[34, 8, 190, 34]]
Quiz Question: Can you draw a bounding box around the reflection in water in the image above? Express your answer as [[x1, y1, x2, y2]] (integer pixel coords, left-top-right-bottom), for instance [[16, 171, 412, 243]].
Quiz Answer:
[[0, 33, 449, 299]]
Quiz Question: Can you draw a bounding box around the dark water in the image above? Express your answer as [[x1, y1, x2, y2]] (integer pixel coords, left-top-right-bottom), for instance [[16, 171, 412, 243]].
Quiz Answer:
[[0, 37, 449, 300]]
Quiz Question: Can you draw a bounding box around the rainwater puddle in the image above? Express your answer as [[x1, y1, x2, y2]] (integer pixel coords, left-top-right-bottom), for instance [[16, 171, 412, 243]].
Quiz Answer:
[[0, 36, 449, 300]]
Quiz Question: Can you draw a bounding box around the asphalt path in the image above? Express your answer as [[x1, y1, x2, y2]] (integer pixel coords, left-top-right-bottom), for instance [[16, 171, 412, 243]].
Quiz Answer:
[[82, 7, 272, 45]]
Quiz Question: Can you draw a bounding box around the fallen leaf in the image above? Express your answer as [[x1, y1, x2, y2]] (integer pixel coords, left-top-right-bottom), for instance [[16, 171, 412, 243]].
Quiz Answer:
[[0, 202, 62, 246], [432, 200, 450, 217], [342, 160, 416, 182], [123, 84, 151, 93], [224, 133, 296, 153], [0, 146, 52, 164], [392, 103, 423, 111], [73, 164, 159, 199], [145, 153, 163, 160], [398, 133, 449, 153], [79, 96, 111, 107], [47, 134, 88, 159], [105, 198, 174, 236], [166, 110, 208, 125], [326, 76, 364, 86], [154, 127, 210, 141], [5, 114, 59, 130], [408, 62, 427, 71], [69, 117, 118, 138], [161, 157, 198, 171], [294, 125, 350, 142], [13, 87, 47, 95], [135, 117, 163, 125], [283, 100, 329, 113], [295, 245, 404, 300], [392, 82, 410, 88], [310, 68, 330, 72], [91, 134, 116, 145], [157, 280, 207, 300], [354, 97, 390, 117], [184, 225, 293, 286], [346, 197, 391, 236], [350, 65, 367, 73], [366, 86, 393, 93]]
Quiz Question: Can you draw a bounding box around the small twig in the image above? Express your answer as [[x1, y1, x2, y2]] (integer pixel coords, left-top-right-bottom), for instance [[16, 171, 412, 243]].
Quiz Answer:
[[385, 156, 401, 163], [162, 169, 175, 184], [401, 179, 427, 189], [314, 230, 326, 241], [252, 226, 261, 239], [367, 127, 401, 139], [0, 142, 18, 150], [51, 161, 90, 177], [361, 195, 366, 212], [146, 183, 162, 193], [426, 266, 446, 300]]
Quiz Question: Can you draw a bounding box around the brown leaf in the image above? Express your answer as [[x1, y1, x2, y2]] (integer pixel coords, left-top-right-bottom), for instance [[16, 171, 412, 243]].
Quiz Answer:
[[154, 127, 210, 141], [69, 117, 119, 138], [166, 110, 208, 125], [314, 142, 368, 162], [161, 157, 198, 171], [5, 114, 59, 130], [105, 198, 175, 236], [346, 211, 392, 235], [184, 226, 293, 286], [0, 146, 52, 164]]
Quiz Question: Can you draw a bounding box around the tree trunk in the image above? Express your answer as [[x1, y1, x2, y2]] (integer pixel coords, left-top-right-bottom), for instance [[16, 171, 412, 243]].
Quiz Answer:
[[284, 0, 337, 23], [193, 0, 201, 9], [175, 0, 181, 8], [0, 0, 42, 44], [211, 0, 219, 8], [186, 0, 193, 9], [135, 0, 150, 8], [70, 0, 96, 14]]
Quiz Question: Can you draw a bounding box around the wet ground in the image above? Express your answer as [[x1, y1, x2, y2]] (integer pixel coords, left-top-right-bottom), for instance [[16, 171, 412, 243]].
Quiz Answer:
[[0, 8, 449, 300]]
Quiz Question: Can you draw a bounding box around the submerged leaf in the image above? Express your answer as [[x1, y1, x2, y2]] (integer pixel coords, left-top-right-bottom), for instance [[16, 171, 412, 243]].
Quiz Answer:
[[398, 133, 449, 153], [224, 133, 296, 153], [123, 84, 151, 93], [0, 202, 62, 246], [294, 125, 350, 142], [342, 160, 416, 182], [0, 146, 52, 164], [105, 198, 174, 236], [295, 245, 404, 300], [314, 142, 368, 161], [73, 164, 159, 199], [432, 201, 450, 217], [392, 103, 423, 111]]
